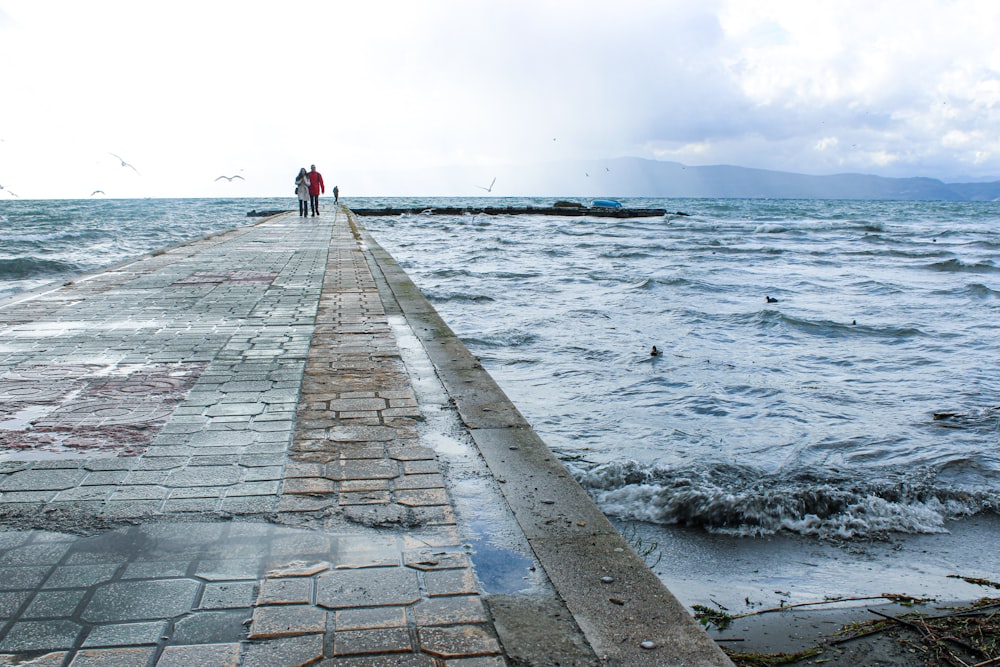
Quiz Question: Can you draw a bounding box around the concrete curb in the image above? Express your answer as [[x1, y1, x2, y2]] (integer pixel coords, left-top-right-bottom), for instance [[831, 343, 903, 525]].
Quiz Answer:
[[352, 209, 733, 666]]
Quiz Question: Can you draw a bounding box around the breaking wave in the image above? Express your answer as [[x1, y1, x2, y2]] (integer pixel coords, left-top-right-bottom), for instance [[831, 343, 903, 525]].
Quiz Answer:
[[574, 460, 997, 540]]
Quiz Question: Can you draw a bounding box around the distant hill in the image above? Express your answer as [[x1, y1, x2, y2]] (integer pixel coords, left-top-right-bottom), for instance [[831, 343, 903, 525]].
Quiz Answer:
[[589, 158, 1000, 201], [345, 157, 1000, 201]]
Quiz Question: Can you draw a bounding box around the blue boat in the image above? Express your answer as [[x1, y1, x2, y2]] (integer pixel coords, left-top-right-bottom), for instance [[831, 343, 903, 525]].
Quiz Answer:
[[592, 199, 622, 209]]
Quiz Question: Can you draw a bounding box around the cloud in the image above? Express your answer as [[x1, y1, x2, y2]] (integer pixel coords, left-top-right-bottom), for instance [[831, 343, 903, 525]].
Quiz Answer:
[[2, 0, 1000, 198]]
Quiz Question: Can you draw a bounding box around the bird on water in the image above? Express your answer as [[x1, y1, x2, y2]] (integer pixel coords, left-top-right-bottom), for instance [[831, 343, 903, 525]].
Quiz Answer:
[[766, 296, 779, 303], [650, 346, 662, 357]]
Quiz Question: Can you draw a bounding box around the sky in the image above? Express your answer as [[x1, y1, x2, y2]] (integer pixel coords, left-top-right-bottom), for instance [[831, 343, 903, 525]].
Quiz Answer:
[[2, 0, 1000, 199]]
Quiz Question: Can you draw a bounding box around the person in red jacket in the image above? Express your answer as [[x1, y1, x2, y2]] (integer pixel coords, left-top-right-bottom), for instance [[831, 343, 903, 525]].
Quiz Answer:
[[308, 164, 325, 216]]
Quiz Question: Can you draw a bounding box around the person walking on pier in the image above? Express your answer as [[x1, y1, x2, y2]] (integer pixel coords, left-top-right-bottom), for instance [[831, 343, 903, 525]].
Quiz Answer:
[[295, 167, 310, 217], [308, 164, 325, 216], [333, 185, 339, 204]]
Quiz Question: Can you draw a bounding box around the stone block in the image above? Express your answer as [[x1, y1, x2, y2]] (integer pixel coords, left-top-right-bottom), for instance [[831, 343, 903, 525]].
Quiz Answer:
[[418, 625, 502, 659], [332, 627, 412, 656], [316, 567, 421, 609], [156, 644, 240, 667], [257, 578, 312, 605], [248, 605, 327, 639]]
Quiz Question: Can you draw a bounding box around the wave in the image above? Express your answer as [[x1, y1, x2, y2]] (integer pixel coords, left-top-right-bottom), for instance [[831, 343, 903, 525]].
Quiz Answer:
[[926, 258, 1000, 273], [426, 291, 495, 304], [0, 256, 80, 279], [752, 219, 885, 234], [428, 268, 473, 279], [961, 283, 1000, 299], [463, 329, 539, 349], [574, 460, 997, 540], [743, 310, 926, 339]]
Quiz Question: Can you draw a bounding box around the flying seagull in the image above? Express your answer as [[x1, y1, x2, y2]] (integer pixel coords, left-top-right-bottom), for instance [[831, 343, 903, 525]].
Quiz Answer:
[[0, 185, 19, 198], [91, 190, 105, 196], [476, 177, 496, 193], [215, 174, 245, 182], [109, 153, 140, 175]]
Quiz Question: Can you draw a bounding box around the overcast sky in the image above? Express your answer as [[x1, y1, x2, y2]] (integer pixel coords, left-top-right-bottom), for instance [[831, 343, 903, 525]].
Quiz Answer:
[[2, 0, 999, 199]]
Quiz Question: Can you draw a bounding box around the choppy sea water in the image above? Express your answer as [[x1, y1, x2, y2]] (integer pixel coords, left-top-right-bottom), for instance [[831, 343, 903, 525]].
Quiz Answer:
[[357, 197, 1000, 542], [0, 198, 270, 298], [3, 196, 999, 607]]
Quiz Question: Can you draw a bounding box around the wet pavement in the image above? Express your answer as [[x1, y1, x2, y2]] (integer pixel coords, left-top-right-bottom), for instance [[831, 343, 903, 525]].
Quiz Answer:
[[0, 209, 731, 666]]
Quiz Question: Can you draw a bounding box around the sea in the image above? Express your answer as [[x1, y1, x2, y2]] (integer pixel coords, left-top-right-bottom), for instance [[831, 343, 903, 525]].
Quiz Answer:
[[2, 196, 998, 614]]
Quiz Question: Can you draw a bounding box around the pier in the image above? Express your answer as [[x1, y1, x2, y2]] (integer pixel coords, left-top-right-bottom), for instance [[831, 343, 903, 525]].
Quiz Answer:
[[0, 208, 731, 666]]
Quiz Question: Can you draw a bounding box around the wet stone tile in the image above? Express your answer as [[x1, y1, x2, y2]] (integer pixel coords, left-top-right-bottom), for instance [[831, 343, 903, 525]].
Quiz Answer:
[[337, 459, 399, 481], [162, 498, 221, 513], [0, 619, 83, 652], [81, 579, 201, 622], [0, 542, 73, 566], [23, 589, 88, 618], [339, 490, 391, 506], [278, 495, 331, 513], [420, 569, 481, 598], [282, 477, 336, 495], [315, 567, 421, 609], [393, 473, 446, 491], [418, 625, 502, 659], [401, 460, 440, 475], [193, 559, 261, 582], [198, 581, 258, 609], [339, 478, 391, 493], [242, 466, 283, 481], [413, 595, 488, 626], [442, 657, 508, 667], [336, 447, 389, 461], [404, 550, 472, 571], [265, 560, 330, 578], [43, 564, 121, 589], [0, 469, 85, 491], [54, 486, 118, 503], [388, 445, 437, 461], [248, 604, 327, 639], [108, 486, 168, 502], [316, 655, 436, 667], [0, 590, 31, 617], [333, 605, 408, 631], [156, 643, 240, 667], [257, 577, 311, 605], [172, 609, 249, 644], [333, 627, 412, 656], [121, 561, 189, 580], [165, 466, 242, 487], [224, 480, 280, 496], [395, 488, 449, 507], [325, 425, 398, 443], [68, 647, 157, 666], [238, 633, 324, 667], [80, 471, 129, 485], [218, 496, 278, 514], [81, 620, 166, 647], [0, 565, 52, 591]]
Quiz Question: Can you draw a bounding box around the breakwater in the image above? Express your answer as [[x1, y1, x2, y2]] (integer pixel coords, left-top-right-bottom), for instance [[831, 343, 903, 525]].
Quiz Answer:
[[350, 205, 672, 217]]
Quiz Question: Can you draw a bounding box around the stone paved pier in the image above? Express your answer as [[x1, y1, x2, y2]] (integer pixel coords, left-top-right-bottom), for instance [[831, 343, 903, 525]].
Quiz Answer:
[[0, 209, 732, 666]]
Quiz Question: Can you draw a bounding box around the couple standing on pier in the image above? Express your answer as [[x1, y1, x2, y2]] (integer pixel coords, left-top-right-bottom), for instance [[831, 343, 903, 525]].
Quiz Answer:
[[295, 165, 339, 217]]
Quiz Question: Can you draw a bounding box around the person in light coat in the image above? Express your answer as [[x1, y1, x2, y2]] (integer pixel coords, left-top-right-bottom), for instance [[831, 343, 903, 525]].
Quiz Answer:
[[295, 168, 310, 217]]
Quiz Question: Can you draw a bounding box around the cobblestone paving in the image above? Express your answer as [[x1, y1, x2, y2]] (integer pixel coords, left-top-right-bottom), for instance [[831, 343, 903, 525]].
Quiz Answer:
[[0, 210, 509, 665]]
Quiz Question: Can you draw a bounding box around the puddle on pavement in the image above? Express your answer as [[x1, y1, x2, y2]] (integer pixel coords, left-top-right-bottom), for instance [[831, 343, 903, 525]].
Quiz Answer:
[[464, 520, 539, 594], [389, 314, 549, 597]]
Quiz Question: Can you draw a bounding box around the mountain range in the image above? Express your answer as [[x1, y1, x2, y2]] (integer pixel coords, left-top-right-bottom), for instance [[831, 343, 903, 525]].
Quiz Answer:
[[347, 157, 1000, 201]]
